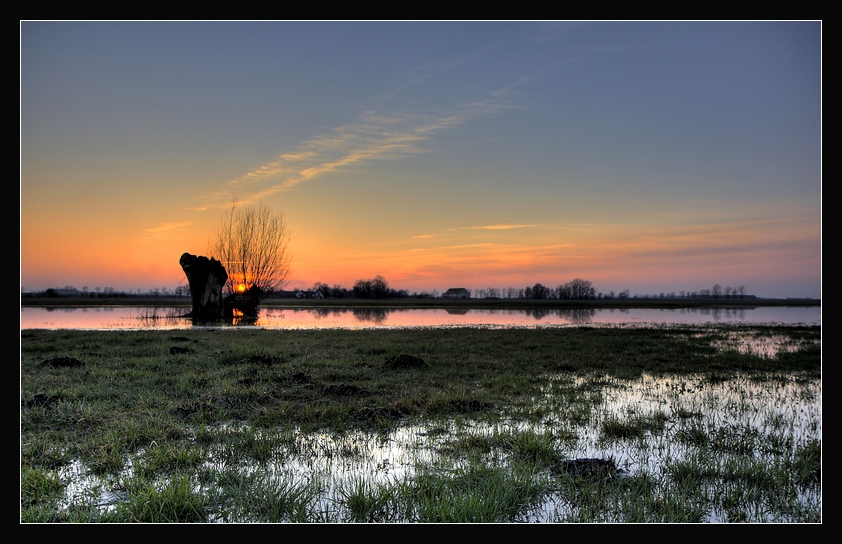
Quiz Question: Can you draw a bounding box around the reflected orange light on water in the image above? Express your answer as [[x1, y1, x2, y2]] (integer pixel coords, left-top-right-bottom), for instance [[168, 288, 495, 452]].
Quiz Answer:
[[20, 306, 821, 331]]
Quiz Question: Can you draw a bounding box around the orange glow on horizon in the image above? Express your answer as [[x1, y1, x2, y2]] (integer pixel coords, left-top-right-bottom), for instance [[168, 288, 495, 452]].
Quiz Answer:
[[19, 204, 819, 298]]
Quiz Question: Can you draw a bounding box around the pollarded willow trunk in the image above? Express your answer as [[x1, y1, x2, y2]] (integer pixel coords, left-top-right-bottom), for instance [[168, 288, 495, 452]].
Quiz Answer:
[[179, 252, 229, 320]]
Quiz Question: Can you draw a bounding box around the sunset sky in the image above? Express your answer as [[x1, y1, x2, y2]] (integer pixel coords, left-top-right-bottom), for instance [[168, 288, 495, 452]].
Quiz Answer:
[[20, 21, 821, 298]]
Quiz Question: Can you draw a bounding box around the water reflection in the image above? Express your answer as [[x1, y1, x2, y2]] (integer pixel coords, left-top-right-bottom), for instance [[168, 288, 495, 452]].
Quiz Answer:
[[55, 372, 821, 522], [526, 308, 595, 324], [20, 305, 820, 330], [352, 308, 388, 324]]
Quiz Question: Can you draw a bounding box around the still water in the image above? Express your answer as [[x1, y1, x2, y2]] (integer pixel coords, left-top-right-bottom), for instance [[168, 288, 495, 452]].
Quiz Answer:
[[20, 305, 821, 330]]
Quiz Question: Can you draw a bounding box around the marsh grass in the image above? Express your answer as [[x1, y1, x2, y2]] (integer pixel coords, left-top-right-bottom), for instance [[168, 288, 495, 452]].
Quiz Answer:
[[407, 463, 548, 523], [136, 306, 187, 324], [21, 467, 65, 511], [114, 474, 211, 523], [338, 476, 403, 523], [20, 325, 820, 522], [212, 469, 322, 523], [600, 412, 669, 441]]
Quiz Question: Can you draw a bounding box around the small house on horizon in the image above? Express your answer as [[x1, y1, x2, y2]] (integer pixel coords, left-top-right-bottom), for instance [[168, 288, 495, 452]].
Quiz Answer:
[[442, 288, 471, 299]]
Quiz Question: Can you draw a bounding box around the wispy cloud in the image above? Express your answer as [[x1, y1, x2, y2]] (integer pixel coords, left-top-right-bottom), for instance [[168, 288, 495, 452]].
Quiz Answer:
[[437, 242, 496, 250], [137, 221, 193, 242], [452, 224, 538, 231], [202, 88, 521, 209], [410, 223, 539, 241]]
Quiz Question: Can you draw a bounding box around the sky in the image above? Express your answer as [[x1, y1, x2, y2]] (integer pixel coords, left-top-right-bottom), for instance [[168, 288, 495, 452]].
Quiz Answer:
[[20, 21, 821, 298]]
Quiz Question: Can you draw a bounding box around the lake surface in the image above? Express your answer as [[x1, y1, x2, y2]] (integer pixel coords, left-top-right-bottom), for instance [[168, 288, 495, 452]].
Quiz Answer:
[[20, 305, 821, 330]]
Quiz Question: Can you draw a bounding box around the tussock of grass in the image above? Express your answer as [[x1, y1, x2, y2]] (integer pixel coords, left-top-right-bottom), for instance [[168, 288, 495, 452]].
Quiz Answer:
[[600, 412, 669, 441], [408, 464, 547, 523], [117, 475, 211, 523]]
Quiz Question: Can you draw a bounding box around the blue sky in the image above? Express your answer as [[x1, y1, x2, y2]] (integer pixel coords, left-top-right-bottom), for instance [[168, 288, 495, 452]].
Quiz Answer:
[[21, 21, 821, 298]]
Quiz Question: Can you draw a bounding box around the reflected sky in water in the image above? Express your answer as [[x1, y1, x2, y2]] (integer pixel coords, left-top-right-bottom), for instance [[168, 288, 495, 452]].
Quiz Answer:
[[21, 305, 820, 330], [56, 372, 821, 522]]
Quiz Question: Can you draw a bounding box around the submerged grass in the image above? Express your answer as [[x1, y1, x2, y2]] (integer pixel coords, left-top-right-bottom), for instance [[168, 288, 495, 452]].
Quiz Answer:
[[20, 325, 820, 523]]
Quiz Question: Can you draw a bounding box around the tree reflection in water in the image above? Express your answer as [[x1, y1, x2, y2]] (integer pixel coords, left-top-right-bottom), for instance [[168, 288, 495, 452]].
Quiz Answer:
[[527, 309, 595, 324], [352, 307, 388, 324]]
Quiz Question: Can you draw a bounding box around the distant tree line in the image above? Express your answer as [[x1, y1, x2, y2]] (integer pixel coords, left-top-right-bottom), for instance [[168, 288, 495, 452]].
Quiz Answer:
[[470, 281, 751, 301], [21, 285, 192, 298], [23, 279, 753, 302], [472, 279, 602, 300], [297, 275, 411, 299], [628, 284, 748, 301]]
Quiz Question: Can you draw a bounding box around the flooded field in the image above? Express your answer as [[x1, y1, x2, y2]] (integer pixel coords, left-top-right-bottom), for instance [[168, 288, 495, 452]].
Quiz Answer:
[[21, 325, 821, 522], [52, 372, 820, 523]]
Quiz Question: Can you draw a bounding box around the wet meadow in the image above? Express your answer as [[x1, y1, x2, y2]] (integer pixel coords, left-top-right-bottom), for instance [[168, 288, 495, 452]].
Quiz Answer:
[[20, 323, 821, 523]]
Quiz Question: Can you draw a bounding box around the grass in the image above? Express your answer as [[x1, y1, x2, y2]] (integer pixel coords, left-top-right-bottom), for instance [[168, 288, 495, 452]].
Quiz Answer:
[[20, 324, 821, 523]]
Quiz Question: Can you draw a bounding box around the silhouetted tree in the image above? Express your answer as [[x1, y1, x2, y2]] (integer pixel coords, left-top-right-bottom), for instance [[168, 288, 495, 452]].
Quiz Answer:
[[210, 200, 291, 302], [312, 282, 331, 298], [352, 275, 393, 298], [558, 278, 596, 300], [371, 275, 389, 298], [353, 279, 371, 298], [531, 283, 550, 299]]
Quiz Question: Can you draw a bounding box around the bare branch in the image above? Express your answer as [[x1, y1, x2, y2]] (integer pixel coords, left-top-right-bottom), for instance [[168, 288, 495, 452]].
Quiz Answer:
[[209, 200, 292, 300]]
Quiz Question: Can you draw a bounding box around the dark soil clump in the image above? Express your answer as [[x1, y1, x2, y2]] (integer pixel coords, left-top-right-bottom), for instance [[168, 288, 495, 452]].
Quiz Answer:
[[23, 393, 61, 409], [285, 371, 312, 384], [384, 354, 426, 369], [245, 354, 281, 366], [42, 357, 84, 368]]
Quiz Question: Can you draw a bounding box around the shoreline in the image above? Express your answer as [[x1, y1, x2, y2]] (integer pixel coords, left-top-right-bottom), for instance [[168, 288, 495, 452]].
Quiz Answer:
[[20, 295, 820, 310]]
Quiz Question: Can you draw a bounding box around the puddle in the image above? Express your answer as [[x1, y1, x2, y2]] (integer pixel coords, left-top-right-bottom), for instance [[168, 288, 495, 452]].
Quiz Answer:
[[51, 373, 821, 522], [710, 331, 820, 358]]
